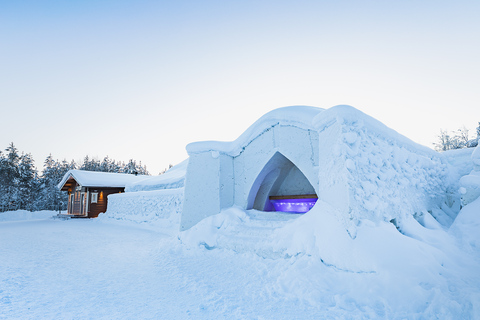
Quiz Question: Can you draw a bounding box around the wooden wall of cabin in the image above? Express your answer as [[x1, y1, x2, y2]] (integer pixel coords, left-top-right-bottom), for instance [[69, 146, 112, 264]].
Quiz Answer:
[[87, 188, 124, 218]]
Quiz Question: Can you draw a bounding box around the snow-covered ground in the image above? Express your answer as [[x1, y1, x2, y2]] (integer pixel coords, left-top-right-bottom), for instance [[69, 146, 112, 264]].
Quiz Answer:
[[0, 210, 58, 222], [1, 198, 480, 319]]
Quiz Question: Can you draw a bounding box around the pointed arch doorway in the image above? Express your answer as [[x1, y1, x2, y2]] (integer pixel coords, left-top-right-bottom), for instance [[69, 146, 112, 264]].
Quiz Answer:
[[247, 152, 317, 213]]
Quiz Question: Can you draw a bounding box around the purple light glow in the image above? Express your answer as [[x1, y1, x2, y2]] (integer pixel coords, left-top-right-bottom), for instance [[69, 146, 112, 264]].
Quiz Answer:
[[270, 198, 317, 214]]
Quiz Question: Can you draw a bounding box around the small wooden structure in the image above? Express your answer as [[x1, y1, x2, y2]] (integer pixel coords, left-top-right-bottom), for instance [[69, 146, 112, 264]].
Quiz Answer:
[[58, 170, 146, 218]]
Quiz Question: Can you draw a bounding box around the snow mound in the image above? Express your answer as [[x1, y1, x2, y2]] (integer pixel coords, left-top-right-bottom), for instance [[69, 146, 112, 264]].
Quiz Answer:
[[0, 210, 57, 222], [460, 171, 480, 205], [186, 106, 323, 156], [178, 201, 479, 317], [450, 196, 480, 252], [126, 159, 188, 192], [180, 207, 297, 255]]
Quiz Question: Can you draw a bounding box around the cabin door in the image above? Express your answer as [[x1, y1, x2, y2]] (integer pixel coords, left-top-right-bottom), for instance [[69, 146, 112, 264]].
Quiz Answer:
[[80, 193, 85, 215], [71, 187, 88, 216], [68, 194, 74, 214]]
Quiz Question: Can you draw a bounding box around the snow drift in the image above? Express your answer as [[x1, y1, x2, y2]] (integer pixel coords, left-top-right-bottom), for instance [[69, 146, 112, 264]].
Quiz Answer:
[[179, 199, 480, 318]]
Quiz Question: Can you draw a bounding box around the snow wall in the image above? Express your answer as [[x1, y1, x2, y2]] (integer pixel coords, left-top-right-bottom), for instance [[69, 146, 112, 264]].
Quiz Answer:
[[313, 106, 458, 236], [102, 188, 184, 234], [181, 105, 459, 233], [102, 160, 187, 233]]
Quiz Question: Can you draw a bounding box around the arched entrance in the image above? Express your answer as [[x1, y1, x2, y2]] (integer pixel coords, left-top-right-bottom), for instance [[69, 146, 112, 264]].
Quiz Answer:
[[247, 152, 317, 213]]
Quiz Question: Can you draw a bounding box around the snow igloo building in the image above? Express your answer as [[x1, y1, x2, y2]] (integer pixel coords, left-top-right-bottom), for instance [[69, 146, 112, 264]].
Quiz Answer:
[[106, 105, 458, 233]]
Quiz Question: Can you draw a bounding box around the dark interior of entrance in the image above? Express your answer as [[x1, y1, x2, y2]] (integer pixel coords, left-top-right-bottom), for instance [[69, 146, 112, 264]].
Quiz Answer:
[[249, 152, 317, 212]]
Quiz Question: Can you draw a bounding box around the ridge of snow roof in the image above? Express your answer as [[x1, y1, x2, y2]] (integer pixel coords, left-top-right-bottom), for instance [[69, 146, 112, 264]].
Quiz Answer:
[[186, 104, 439, 158], [57, 170, 149, 189], [186, 106, 324, 156], [312, 105, 440, 156]]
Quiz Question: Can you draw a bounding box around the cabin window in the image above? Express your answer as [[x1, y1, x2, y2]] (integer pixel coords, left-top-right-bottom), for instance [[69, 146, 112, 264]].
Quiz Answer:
[[91, 192, 98, 204]]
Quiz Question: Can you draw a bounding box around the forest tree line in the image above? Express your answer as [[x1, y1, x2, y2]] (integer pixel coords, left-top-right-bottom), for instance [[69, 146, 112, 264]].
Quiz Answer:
[[0, 143, 149, 212]]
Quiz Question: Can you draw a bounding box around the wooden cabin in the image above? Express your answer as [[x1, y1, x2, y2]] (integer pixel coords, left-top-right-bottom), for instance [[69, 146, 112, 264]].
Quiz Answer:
[[58, 170, 146, 218]]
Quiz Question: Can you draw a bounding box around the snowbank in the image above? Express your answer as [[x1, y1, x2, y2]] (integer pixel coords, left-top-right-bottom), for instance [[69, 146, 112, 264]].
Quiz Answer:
[[0, 210, 57, 222], [178, 200, 480, 318], [101, 188, 183, 235], [126, 159, 188, 192], [443, 147, 475, 177], [450, 196, 480, 251]]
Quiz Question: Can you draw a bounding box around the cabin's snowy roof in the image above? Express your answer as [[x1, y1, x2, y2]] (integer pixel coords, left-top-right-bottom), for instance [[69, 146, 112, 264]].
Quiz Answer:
[[186, 106, 324, 156], [57, 170, 149, 189]]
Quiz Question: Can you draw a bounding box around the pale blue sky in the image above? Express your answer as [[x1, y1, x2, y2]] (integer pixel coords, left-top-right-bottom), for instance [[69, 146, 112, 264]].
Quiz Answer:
[[1, 0, 479, 174]]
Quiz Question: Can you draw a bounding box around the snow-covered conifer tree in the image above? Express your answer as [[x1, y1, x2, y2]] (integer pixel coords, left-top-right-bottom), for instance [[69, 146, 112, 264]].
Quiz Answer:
[[0, 150, 7, 211], [0, 143, 21, 211], [122, 159, 137, 174], [17, 153, 38, 211], [99, 156, 120, 173], [39, 155, 69, 211], [80, 155, 102, 172], [120, 159, 149, 175]]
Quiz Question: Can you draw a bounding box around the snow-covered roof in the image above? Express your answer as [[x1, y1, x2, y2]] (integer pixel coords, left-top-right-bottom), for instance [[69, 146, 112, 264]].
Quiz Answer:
[[186, 106, 324, 156], [186, 105, 438, 158], [58, 170, 149, 190], [312, 105, 439, 156]]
